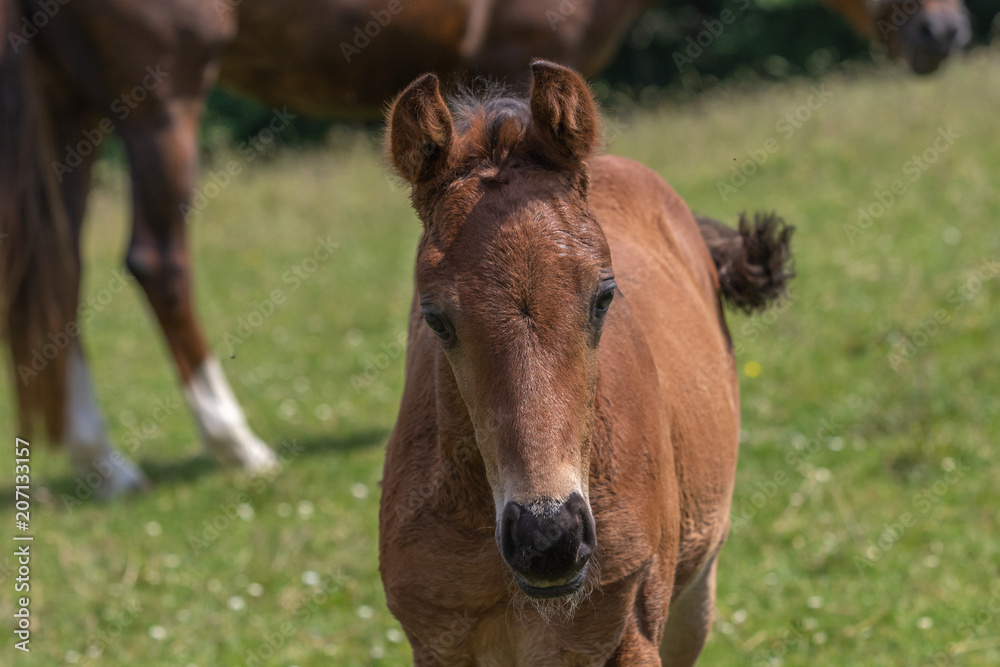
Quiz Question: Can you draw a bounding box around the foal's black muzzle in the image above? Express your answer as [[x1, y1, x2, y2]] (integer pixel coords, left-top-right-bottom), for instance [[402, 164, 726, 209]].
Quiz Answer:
[[498, 492, 596, 598]]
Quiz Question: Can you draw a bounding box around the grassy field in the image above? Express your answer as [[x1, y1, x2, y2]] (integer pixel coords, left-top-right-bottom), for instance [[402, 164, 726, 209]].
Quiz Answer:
[[2, 48, 999, 666]]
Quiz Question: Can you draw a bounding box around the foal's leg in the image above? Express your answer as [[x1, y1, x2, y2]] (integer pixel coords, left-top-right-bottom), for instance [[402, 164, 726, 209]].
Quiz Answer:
[[658, 554, 719, 666], [121, 100, 276, 471]]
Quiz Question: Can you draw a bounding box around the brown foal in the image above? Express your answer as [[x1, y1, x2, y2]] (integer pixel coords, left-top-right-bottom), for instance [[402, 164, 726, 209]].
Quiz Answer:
[[379, 61, 793, 665]]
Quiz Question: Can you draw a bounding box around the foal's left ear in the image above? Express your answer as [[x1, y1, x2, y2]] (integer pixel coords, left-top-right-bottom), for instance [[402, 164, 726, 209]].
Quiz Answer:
[[527, 60, 600, 168], [387, 73, 455, 185]]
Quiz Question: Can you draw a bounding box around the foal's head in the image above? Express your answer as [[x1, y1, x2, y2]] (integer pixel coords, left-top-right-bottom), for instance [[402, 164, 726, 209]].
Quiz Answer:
[[387, 62, 611, 598]]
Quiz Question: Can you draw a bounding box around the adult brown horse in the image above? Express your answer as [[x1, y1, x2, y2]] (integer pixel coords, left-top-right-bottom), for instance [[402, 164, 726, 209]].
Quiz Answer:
[[379, 61, 793, 665], [0, 0, 956, 500], [823, 0, 971, 74], [0, 0, 659, 499]]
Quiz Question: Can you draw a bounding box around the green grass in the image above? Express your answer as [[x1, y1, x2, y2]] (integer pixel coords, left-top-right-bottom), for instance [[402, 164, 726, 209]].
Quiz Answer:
[[2, 49, 999, 665]]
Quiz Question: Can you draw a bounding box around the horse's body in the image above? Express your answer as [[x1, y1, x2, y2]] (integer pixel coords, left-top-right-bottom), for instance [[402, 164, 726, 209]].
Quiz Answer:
[[219, 0, 651, 118], [0, 0, 959, 498], [379, 62, 792, 665], [0, 0, 649, 497]]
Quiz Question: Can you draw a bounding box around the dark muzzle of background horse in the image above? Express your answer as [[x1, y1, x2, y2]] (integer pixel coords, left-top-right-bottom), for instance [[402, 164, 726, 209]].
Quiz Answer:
[[914, 6, 970, 55], [498, 492, 597, 598], [901, 3, 971, 74]]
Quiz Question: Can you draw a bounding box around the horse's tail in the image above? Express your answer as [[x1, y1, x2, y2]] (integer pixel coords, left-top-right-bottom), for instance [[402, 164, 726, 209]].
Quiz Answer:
[[1, 1, 77, 441], [695, 212, 794, 314]]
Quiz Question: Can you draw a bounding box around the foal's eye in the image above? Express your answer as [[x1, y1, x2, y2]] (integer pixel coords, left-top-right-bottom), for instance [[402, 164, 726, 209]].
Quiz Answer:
[[595, 284, 616, 317], [422, 309, 451, 341]]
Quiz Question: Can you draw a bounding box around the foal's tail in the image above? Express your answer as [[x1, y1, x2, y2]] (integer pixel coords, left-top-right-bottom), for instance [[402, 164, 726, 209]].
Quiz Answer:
[[1, 0, 77, 440], [695, 212, 794, 314]]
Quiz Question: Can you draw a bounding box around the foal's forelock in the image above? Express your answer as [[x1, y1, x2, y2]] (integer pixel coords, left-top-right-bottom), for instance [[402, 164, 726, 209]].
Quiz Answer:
[[453, 96, 530, 161], [438, 89, 597, 199]]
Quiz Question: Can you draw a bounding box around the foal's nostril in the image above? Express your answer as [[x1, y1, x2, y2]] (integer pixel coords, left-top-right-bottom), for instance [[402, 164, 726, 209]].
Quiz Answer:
[[564, 492, 597, 563], [498, 492, 596, 586], [499, 502, 522, 565]]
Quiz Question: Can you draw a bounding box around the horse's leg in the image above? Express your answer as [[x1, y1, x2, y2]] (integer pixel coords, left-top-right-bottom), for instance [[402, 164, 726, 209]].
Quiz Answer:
[[658, 554, 719, 667], [121, 100, 276, 471], [49, 96, 149, 498], [64, 344, 150, 497]]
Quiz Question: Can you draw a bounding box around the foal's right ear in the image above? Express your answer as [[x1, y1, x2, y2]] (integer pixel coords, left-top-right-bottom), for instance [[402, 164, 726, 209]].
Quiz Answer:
[[387, 73, 454, 185], [527, 60, 600, 169]]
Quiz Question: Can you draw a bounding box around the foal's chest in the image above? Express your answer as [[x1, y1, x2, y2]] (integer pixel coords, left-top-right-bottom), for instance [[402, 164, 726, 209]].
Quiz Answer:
[[420, 605, 629, 667]]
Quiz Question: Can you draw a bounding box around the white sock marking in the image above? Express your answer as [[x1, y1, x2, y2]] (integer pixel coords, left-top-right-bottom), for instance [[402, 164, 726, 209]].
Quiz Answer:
[[184, 356, 277, 470], [64, 347, 148, 499]]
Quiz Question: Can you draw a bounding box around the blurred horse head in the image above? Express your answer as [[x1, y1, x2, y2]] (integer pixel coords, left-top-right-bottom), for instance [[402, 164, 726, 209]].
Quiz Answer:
[[826, 0, 971, 73]]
